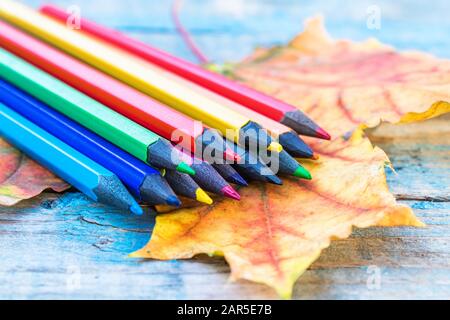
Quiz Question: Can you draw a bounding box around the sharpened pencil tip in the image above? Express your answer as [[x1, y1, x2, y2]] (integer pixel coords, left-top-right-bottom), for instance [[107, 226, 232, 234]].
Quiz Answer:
[[95, 175, 144, 213], [130, 203, 144, 215], [267, 141, 283, 153], [281, 110, 329, 140], [230, 173, 248, 186], [224, 148, 241, 163], [176, 162, 196, 175], [279, 131, 314, 158], [166, 195, 181, 207], [196, 188, 213, 205], [221, 185, 241, 200], [266, 174, 283, 185], [316, 127, 331, 140], [293, 166, 312, 180]]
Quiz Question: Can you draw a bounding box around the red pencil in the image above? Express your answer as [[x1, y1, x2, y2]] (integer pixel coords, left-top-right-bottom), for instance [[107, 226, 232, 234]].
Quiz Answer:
[[0, 20, 239, 162], [40, 4, 331, 140]]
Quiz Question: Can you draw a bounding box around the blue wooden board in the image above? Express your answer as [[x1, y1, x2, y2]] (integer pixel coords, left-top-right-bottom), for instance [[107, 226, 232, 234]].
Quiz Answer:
[[24, 0, 450, 61], [0, 0, 449, 299]]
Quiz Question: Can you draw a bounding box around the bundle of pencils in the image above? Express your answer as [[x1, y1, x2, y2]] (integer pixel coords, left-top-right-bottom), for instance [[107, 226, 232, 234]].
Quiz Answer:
[[0, 1, 330, 213]]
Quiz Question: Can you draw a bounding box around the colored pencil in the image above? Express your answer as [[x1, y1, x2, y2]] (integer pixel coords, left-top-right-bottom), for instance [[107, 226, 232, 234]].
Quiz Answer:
[[236, 115, 314, 159], [165, 76, 311, 178], [185, 82, 314, 159], [40, 4, 331, 140], [163, 170, 213, 205], [212, 164, 248, 187], [233, 144, 283, 185], [0, 21, 239, 163], [0, 48, 194, 176], [0, 102, 142, 214], [0, 2, 299, 165], [0, 79, 181, 207], [179, 152, 240, 200]]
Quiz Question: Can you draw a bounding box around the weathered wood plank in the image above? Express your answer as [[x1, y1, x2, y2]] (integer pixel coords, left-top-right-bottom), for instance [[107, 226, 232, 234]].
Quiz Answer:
[[369, 114, 450, 201], [0, 199, 448, 299]]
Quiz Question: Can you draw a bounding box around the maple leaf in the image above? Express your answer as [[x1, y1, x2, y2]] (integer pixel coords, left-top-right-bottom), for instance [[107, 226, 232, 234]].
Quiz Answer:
[[0, 138, 69, 206], [133, 17, 449, 298], [132, 130, 426, 298], [233, 17, 450, 139]]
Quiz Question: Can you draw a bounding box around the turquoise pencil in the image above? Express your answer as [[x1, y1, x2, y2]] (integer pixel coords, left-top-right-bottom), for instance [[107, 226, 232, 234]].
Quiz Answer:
[[0, 102, 143, 215]]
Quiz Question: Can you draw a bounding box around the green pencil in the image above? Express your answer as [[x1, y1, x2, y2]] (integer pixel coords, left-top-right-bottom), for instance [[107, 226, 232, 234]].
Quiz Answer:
[[0, 48, 194, 175]]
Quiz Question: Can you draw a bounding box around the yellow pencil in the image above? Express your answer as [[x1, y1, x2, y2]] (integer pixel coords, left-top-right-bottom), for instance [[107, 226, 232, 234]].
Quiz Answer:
[[0, 1, 310, 178], [0, 2, 255, 142], [170, 71, 315, 159]]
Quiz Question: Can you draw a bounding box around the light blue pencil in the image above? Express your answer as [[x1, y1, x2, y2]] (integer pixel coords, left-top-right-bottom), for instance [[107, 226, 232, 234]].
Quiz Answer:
[[0, 102, 143, 214]]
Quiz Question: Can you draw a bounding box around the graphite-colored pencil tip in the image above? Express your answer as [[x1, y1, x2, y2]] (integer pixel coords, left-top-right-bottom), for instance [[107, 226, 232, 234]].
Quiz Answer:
[[224, 148, 241, 162], [266, 174, 283, 185], [279, 131, 314, 158], [316, 127, 331, 140], [281, 110, 329, 140], [221, 185, 241, 200], [195, 188, 213, 205], [176, 162, 196, 176], [130, 203, 144, 215], [293, 166, 312, 180], [166, 195, 182, 207], [230, 173, 248, 186], [95, 175, 143, 213]]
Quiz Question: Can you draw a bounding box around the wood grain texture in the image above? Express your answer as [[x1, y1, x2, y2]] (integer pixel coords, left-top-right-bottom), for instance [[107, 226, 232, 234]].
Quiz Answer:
[[0, 0, 449, 299]]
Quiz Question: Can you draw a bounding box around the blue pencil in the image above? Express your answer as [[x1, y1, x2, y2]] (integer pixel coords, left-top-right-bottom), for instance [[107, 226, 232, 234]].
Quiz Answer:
[[0, 79, 180, 207], [0, 102, 143, 214]]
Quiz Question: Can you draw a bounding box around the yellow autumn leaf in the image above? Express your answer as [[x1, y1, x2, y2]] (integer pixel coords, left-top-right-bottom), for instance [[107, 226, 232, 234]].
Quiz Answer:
[[133, 17, 450, 298]]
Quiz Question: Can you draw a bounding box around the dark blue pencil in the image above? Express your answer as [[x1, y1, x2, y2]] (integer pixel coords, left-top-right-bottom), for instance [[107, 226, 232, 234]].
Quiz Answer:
[[0, 79, 181, 207]]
